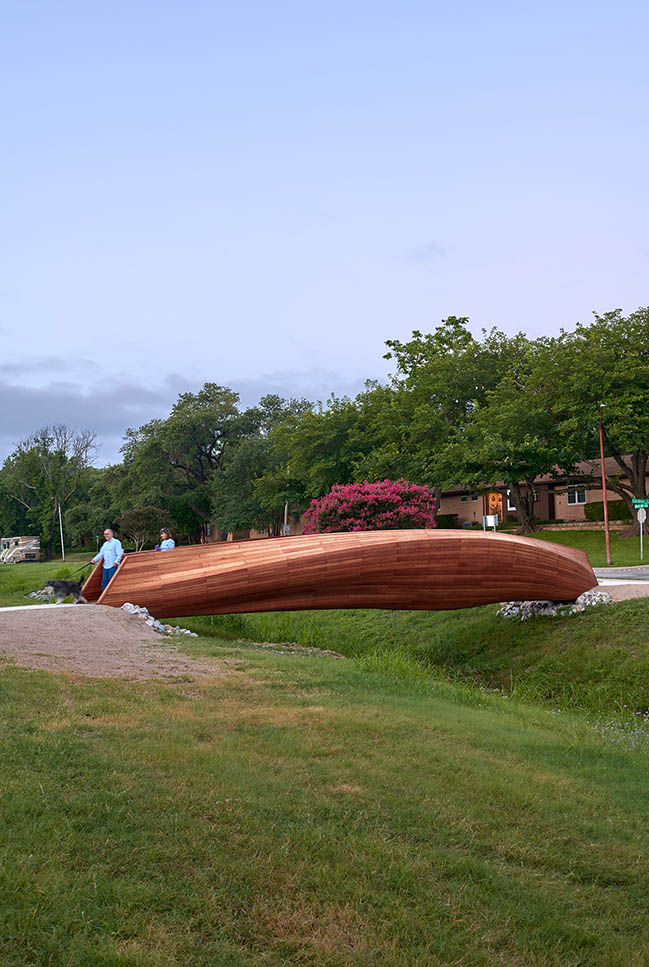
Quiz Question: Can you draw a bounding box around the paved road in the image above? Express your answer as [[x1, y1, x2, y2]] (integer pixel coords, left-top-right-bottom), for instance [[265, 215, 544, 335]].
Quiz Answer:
[[594, 565, 649, 581]]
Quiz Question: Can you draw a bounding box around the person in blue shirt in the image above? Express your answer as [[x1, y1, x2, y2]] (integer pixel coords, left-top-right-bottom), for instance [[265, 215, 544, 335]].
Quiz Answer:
[[91, 528, 124, 590], [157, 528, 176, 551]]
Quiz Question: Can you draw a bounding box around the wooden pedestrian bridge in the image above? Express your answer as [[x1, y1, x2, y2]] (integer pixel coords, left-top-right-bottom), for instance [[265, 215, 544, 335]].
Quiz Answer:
[[82, 530, 596, 619]]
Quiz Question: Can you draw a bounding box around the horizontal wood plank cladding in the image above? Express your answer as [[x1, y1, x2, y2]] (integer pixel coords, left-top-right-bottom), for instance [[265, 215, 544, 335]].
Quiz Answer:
[[89, 531, 597, 618]]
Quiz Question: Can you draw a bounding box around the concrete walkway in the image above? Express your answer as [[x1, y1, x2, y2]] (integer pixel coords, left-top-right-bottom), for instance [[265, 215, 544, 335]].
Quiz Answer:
[[0, 603, 79, 612]]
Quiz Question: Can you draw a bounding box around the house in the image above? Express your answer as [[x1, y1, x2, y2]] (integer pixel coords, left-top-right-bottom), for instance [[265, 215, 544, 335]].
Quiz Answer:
[[437, 457, 648, 526]]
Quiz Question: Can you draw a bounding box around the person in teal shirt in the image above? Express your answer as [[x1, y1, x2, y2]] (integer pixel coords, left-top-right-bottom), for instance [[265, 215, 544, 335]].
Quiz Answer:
[[157, 528, 176, 551], [91, 528, 123, 590]]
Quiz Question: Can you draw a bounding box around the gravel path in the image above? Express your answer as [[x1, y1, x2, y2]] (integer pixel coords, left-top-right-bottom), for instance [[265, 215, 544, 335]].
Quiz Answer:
[[0, 605, 229, 680]]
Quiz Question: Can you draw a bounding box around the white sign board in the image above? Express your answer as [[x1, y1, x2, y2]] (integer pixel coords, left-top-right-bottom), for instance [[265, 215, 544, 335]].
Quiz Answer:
[[482, 515, 498, 532]]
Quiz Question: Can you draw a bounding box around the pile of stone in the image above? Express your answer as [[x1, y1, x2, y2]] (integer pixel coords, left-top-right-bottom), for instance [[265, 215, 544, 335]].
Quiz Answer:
[[497, 589, 611, 621], [121, 602, 198, 637]]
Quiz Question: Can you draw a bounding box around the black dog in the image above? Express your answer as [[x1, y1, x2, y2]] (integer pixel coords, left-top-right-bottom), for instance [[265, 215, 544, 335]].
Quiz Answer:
[[42, 577, 88, 604]]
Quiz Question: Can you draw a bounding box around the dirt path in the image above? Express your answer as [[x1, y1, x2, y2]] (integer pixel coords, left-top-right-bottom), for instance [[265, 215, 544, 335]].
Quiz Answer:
[[595, 582, 649, 602], [0, 605, 229, 680]]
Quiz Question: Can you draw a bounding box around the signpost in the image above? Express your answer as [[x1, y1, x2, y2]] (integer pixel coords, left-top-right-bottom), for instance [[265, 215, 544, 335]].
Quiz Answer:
[[632, 499, 648, 562]]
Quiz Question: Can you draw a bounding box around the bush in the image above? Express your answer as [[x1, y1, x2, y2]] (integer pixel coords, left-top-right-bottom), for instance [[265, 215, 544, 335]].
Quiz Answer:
[[435, 514, 459, 529], [585, 500, 632, 522], [303, 479, 437, 534], [52, 567, 73, 579]]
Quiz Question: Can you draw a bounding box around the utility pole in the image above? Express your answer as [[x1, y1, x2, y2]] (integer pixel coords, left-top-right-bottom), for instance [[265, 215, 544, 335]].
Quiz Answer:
[[57, 500, 66, 561], [599, 403, 611, 566]]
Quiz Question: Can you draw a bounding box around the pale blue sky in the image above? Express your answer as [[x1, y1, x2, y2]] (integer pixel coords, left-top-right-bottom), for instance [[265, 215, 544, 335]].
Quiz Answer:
[[2, 0, 648, 463]]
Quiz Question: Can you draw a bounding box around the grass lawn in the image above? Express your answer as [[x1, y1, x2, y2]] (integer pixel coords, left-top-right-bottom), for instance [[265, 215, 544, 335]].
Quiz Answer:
[[3, 642, 649, 965], [0, 553, 94, 608], [526, 528, 646, 568]]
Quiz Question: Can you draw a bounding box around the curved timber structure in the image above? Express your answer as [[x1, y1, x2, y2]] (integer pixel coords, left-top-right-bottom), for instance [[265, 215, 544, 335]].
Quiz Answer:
[[82, 530, 596, 618]]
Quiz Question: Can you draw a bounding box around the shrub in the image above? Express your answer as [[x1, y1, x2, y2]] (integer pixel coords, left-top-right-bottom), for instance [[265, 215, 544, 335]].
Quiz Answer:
[[52, 567, 73, 579], [435, 514, 459, 529], [584, 500, 632, 522], [303, 479, 437, 534]]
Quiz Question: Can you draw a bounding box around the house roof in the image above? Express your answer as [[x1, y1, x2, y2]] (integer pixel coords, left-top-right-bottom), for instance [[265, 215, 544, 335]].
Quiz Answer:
[[442, 455, 643, 495]]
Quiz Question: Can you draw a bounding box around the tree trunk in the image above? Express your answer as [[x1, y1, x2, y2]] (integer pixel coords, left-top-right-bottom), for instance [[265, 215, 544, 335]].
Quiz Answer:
[[613, 488, 647, 539], [45, 506, 58, 560], [618, 519, 649, 539], [429, 486, 442, 525], [508, 481, 538, 534], [593, 448, 648, 539]]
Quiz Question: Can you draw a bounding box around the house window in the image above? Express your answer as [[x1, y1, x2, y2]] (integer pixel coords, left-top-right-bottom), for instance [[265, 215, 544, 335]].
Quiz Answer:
[[460, 496, 468, 503], [471, 495, 478, 502], [567, 487, 586, 505]]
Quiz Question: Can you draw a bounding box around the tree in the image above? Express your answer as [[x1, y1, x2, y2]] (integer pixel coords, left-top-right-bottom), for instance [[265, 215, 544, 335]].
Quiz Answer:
[[119, 506, 166, 551], [384, 319, 532, 478], [436, 378, 573, 532], [121, 384, 246, 539], [302, 479, 437, 534], [62, 465, 123, 549], [211, 396, 313, 536], [384, 319, 547, 524], [271, 395, 367, 498], [0, 425, 96, 558], [535, 308, 649, 536]]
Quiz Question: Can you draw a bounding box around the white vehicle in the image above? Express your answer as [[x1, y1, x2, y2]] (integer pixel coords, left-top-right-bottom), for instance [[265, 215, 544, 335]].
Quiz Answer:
[[0, 536, 41, 563]]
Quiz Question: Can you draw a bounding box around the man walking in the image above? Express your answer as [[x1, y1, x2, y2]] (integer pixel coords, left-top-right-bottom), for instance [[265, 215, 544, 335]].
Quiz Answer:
[[91, 528, 123, 590]]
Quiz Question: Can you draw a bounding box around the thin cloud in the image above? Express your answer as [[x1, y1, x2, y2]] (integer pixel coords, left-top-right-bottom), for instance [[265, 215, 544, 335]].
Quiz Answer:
[[0, 378, 185, 466], [406, 241, 447, 262], [0, 356, 101, 378], [0, 366, 374, 466]]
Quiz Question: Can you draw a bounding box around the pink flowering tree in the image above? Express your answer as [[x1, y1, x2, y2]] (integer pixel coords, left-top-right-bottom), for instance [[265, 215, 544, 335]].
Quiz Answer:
[[302, 479, 437, 534]]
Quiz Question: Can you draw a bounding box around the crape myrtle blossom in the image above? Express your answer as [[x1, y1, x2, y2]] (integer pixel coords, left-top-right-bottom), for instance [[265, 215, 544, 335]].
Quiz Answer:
[[303, 479, 437, 534]]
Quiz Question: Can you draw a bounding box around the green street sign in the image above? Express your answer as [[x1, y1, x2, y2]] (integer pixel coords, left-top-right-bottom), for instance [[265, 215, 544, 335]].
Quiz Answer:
[[632, 498, 649, 508]]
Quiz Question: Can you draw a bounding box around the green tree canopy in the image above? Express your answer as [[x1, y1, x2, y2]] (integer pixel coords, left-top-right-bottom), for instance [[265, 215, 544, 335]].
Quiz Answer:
[[0, 425, 96, 557], [533, 308, 649, 533]]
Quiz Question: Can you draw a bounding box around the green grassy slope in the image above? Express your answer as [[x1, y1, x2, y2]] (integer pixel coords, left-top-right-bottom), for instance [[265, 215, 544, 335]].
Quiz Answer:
[[185, 597, 649, 717]]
